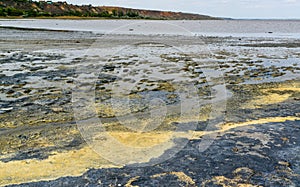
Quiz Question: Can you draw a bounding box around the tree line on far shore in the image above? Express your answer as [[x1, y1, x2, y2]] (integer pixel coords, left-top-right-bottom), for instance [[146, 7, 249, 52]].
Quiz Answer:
[[0, 7, 142, 18], [0, 0, 142, 18]]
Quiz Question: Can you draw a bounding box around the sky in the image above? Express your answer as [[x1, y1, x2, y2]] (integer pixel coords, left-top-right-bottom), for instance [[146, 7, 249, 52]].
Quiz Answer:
[[59, 0, 300, 19]]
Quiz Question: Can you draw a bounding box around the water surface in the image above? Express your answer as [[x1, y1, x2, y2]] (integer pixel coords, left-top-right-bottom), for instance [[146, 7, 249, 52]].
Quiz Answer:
[[1, 19, 300, 38]]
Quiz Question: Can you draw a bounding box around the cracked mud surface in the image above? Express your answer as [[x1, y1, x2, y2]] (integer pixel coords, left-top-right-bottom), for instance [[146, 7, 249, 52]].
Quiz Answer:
[[0, 27, 299, 186]]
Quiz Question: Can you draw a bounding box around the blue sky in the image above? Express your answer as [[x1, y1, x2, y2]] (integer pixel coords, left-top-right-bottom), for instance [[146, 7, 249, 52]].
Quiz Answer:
[[60, 0, 300, 19]]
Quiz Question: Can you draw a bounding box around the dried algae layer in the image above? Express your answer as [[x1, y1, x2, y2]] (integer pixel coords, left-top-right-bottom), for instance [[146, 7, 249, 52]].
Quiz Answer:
[[191, 116, 300, 139], [202, 167, 263, 187], [125, 171, 196, 187], [204, 175, 261, 187], [0, 146, 119, 186], [1, 116, 299, 186], [245, 82, 300, 109], [107, 131, 173, 148]]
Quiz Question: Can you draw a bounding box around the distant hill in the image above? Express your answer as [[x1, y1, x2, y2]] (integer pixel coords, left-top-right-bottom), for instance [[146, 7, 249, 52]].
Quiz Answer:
[[0, 0, 221, 20]]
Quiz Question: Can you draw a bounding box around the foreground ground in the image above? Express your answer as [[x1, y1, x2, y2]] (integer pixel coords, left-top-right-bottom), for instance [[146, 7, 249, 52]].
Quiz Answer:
[[0, 27, 299, 186]]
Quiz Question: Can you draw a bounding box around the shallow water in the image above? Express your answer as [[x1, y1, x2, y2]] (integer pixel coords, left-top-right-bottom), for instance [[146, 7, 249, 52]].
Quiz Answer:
[[1, 19, 300, 38]]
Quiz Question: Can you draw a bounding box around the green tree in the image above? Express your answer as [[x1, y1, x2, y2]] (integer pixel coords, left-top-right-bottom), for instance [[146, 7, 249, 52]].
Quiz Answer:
[[112, 9, 117, 17], [6, 7, 24, 16], [126, 10, 139, 18], [99, 11, 111, 17], [0, 8, 6, 16], [26, 9, 38, 17], [118, 10, 124, 17]]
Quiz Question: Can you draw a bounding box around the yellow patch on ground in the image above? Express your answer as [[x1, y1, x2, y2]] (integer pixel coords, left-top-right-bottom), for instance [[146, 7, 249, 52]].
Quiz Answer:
[[245, 83, 300, 109], [125, 176, 140, 187], [0, 135, 56, 156], [202, 167, 259, 187], [85, 128, 176, 165], [151, 171, 195, 186], [108, 131, 173, 148], [95, 99, 144, 118], [220, 116, 299, 132], [206, 176, 260, 187], [157, 82, 176, 92], [0, 146, 118, 186], [0, 122, 16, 128], [248, 93, 291, 108], [170, 172, 196, 185], [191, 116, 300, 139], [270, 82, 300, 92], [95, 103, 116, 117]]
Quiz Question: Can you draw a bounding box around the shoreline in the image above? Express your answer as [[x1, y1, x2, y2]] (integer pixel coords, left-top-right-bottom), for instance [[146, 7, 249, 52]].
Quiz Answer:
[[0, 16, 168, 20], [1, 16, 300, 21]]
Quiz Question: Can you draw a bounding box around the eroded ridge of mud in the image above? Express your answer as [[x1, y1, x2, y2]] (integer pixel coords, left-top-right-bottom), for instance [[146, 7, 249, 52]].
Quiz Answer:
[[0, 28, 299, 186]]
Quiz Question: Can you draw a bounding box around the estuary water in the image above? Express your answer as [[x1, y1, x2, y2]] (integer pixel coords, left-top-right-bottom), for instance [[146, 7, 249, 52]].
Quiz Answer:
[[1, 19, 300, 38]]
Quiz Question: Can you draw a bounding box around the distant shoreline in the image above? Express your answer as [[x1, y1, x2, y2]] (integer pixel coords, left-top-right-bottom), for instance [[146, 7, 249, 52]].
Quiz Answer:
[[0, 25, 78, 32], [0, 16, 158, 20], [0, 16, 299, 21]]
